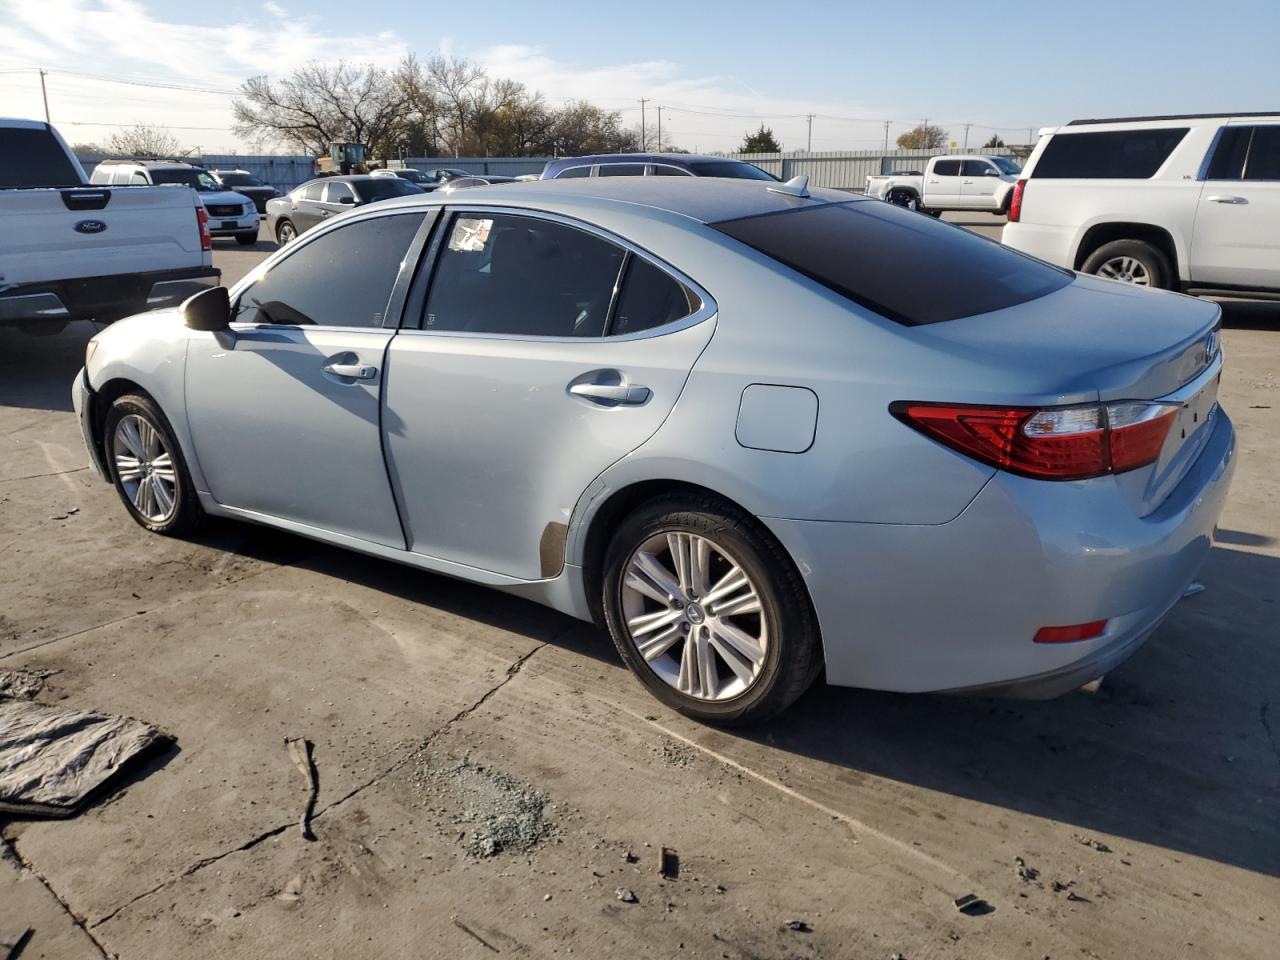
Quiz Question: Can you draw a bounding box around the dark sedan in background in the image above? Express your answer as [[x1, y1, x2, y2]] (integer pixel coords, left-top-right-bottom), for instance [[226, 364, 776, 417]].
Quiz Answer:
[[540, 153, 778, 181], [265, 175, 423, 244], [210, 169, 281, 213]]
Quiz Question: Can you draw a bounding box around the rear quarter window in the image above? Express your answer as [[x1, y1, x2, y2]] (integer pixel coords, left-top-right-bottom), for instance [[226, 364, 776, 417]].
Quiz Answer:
[[1033, 128, 1189, 179], [712, 200, 1071, 326]]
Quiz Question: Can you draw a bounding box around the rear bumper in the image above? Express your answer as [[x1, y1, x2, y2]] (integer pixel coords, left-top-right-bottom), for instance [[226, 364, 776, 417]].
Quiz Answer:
[[0, 266, 219, 323], [1001, 220, 1076, 268], [764, 408, 1237, 695], [72, 367, 110, 482]]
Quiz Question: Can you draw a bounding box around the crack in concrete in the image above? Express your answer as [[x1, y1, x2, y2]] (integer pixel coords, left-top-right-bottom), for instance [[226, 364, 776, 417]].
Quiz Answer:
[[0, 466, 89, 484], [84, 639, 550, 931], [4, 836, 113, 959]]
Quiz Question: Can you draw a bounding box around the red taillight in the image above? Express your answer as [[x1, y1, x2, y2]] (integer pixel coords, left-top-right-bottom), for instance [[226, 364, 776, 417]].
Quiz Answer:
[[890, 400, 1178, 481], [1008, 178, 1026, 222], [196, 206, 212, 251], [1034, 620, 1108, 644]]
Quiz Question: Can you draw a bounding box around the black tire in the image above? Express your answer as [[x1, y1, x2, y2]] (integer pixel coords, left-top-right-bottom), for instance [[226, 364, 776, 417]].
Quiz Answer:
[[601, 493, 822, 725], [923, 207, 943, 218], [235, 231, 258, 246], [1080, 239, 1173, 289], [275, 219, 297, 246], [885, 188, 919, 211], [103, 393, 204, 536]]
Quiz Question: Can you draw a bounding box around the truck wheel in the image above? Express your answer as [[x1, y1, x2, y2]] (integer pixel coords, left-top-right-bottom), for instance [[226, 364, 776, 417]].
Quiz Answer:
[[235, 231, 258, 246], [1081, 240, 1172, 289], [885, 188, 919, 211]]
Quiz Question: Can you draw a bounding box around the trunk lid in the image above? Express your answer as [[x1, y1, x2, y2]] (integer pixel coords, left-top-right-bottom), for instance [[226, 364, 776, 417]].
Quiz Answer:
[[917, 274, 1222, 515]]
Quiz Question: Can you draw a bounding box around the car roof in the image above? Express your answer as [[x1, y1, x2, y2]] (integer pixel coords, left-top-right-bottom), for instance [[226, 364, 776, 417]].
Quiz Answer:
[[1066, 111, 1280, 126], [552, 153, 744, 166], [370, 176, 863, 225]]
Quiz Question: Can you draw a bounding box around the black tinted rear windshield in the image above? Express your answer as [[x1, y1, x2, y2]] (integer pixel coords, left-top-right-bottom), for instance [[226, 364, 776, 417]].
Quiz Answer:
[[1, 127, 83, 188], [712, 200, 1071, 326], [1033, 128, 1189, 179], [688, 160, 777, 181]]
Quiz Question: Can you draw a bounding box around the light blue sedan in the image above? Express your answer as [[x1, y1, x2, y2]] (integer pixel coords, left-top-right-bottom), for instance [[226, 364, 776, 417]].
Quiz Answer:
[[72, 177, 1235, 723]]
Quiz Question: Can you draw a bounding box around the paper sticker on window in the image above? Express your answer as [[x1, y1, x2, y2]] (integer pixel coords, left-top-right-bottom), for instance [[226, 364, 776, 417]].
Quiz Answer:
[[449, 217, 493, 252]]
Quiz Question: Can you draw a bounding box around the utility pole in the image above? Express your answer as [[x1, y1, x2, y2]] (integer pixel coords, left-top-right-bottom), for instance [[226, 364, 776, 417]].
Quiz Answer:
[[657, 105, 662, 152], [883, 120, 890, 152], [638, 98, 649, 152], [806, 114, 813, 153], [39, 68, 50, 123], [963, 123, 971, 150]]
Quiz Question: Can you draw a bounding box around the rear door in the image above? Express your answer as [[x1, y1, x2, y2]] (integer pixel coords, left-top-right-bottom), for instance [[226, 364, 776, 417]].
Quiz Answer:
[[383, 208, 716, 580], [291, 181, 328, 232], [1191, 123, 1280, 290], [960, 159, 1000, 208], [925, 159, 963, 207]]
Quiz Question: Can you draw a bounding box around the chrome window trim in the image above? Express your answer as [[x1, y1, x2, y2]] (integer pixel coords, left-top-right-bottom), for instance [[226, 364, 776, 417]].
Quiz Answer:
[[227, 208, 434, 332], [647, 163, 694, 177], [405, 204, 717, 344], [552, 164, 596, 179]]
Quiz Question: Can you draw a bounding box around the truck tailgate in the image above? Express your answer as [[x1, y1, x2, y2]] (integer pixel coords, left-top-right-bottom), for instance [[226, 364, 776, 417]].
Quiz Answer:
[[0, 186, 205, 286]]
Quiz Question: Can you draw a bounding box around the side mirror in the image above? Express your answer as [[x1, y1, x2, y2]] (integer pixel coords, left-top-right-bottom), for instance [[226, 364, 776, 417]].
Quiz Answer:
[[181, 285, 230, 332]]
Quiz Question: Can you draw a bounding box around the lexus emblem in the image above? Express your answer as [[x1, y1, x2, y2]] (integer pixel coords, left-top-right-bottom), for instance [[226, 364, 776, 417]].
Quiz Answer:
[[74, 219, 107, 234], [1204, 331, 1218, 365]]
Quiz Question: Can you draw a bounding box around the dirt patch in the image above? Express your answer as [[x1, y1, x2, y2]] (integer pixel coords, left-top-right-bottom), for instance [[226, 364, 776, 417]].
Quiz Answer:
[[409, 755, 553, 858]]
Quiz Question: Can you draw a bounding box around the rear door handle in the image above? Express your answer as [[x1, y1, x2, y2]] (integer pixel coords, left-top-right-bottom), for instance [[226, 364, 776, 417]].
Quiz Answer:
[[323, 362, 377, 380], [567, 380, 651, 406], [1206, 195, 1248, 204], [962, 179, 974, 184]]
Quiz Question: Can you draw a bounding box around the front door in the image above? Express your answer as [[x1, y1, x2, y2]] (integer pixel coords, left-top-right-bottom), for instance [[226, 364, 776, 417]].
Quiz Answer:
[[1191, 124, 1280, 290], [185, 211, 428, 545], [926, 158, 963, 207], [383, 210, 716, 581]]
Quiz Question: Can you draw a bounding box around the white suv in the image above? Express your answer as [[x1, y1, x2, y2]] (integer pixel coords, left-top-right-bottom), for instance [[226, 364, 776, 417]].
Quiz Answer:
[[1003, 113, 1280, 296], [90, 160, 261, 245]]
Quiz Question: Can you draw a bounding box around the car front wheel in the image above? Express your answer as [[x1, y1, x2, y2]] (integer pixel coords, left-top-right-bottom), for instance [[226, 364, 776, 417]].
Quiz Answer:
[[104, 393, 204, 535], [602, 494, 822, 725], [275, 220, 297, 245]]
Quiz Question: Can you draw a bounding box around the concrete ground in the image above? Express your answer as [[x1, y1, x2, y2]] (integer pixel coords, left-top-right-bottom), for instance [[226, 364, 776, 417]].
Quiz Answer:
[[2, 220, 1278, 959]]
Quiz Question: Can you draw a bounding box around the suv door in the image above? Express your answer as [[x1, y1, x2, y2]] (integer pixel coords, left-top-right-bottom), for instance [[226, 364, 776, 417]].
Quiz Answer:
[[185, 210, 432, 544], [926, 159, 963, 207], [960, 159, 1000, 209], [383, 209, 716, 580], [1191, 124, 1280, 290]]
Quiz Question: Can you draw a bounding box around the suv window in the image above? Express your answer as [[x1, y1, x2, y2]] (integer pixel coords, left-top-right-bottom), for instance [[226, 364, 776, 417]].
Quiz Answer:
[[961, 160, 997, 176], [233, 213, 423, 327], [1244, 126, 1280, 181], [598, 163, 647, 177], [611, 256, 700, 335], [423, 213, 625, 337], [932, 160, 962, 176], [1033, 128, 1189, 179], [712, 200, 1070, 326], [0, 127, 82, 188]]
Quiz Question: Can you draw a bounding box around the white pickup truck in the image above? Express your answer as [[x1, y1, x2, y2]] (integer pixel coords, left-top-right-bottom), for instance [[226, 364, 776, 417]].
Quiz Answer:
[[1003, 113, 1280, 295], [0, 118, 218, 331], [865, 154, 1022, 216]]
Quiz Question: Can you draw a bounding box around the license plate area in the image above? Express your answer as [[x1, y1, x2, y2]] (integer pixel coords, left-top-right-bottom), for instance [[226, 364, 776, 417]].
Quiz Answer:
[[221, 220, 240, 230]]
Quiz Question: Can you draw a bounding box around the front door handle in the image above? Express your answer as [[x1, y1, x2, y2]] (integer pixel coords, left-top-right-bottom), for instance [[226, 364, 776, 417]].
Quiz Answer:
[[568, 380, 651, 406], [962, 179, 974, 184], [323, 362, 377, 380], [1206, 195, 1248, 204]]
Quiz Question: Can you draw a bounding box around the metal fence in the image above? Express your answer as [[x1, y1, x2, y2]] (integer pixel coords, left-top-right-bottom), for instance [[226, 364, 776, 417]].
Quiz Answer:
[[73, 147, 1019, 194]]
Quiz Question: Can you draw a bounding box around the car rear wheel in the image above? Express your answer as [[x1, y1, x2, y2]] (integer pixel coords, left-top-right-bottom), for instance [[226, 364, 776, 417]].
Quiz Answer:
[[275, 220, 297, 245], [885, 188, 919, 211], [104, 393, 204, 536], [602, 494, 822, 725], [235, 231, 258, 246], [1081, 239, 1172, 289]]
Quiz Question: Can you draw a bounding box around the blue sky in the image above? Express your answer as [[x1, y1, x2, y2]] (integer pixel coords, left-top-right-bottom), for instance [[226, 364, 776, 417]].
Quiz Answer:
[[1, 0, 1276, 153]]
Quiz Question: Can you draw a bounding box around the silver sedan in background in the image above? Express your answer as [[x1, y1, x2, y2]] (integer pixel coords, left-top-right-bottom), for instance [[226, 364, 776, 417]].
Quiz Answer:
[[72, 178, 1235, 723]]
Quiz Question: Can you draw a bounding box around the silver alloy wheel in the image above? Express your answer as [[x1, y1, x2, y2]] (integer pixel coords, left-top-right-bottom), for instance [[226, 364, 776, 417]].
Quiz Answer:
[[1097, 256, 1151, 285], [112, 414, 178, 523], [621, 532, 768, 701], [277, 221, 296, 244]]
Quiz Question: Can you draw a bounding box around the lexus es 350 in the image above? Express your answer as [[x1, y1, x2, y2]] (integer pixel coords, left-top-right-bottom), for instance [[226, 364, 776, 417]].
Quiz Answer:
[[72, 178, 1235, 724]]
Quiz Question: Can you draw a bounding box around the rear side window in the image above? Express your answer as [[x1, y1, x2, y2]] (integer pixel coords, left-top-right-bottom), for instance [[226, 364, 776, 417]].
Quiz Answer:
[[687, 160, 776, 181], [1245, 126, 1280, 180], [234, 213, 423, 327], [611, 257, 700, 335], [932, 160, 962, 176], [712, 201, 1071, 326], [0, 127, 82, 188], [423, 213, 625, 337], [1205, 127, 1251, 179], [1033, 128, 1189, 178], [961, 160, 997, 176], [598, 163, 647, 177], [554, 166, 591, 179], [302, 181, 325, 200]]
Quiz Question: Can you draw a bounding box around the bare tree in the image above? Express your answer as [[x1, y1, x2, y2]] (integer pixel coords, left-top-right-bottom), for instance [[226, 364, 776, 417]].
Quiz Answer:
[[895, 124, 949, 150], [234, 62, 409, 159], [553, 102, 638, 156], [105, 124, 188, 157]]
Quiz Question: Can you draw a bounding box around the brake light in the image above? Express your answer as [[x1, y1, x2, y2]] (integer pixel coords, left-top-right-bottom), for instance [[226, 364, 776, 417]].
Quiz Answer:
[[1008, 179, 1026, 222], [1034, 620, 1108, 644], [196, 206, 212, 251], [890, 400, 1178, 481]]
